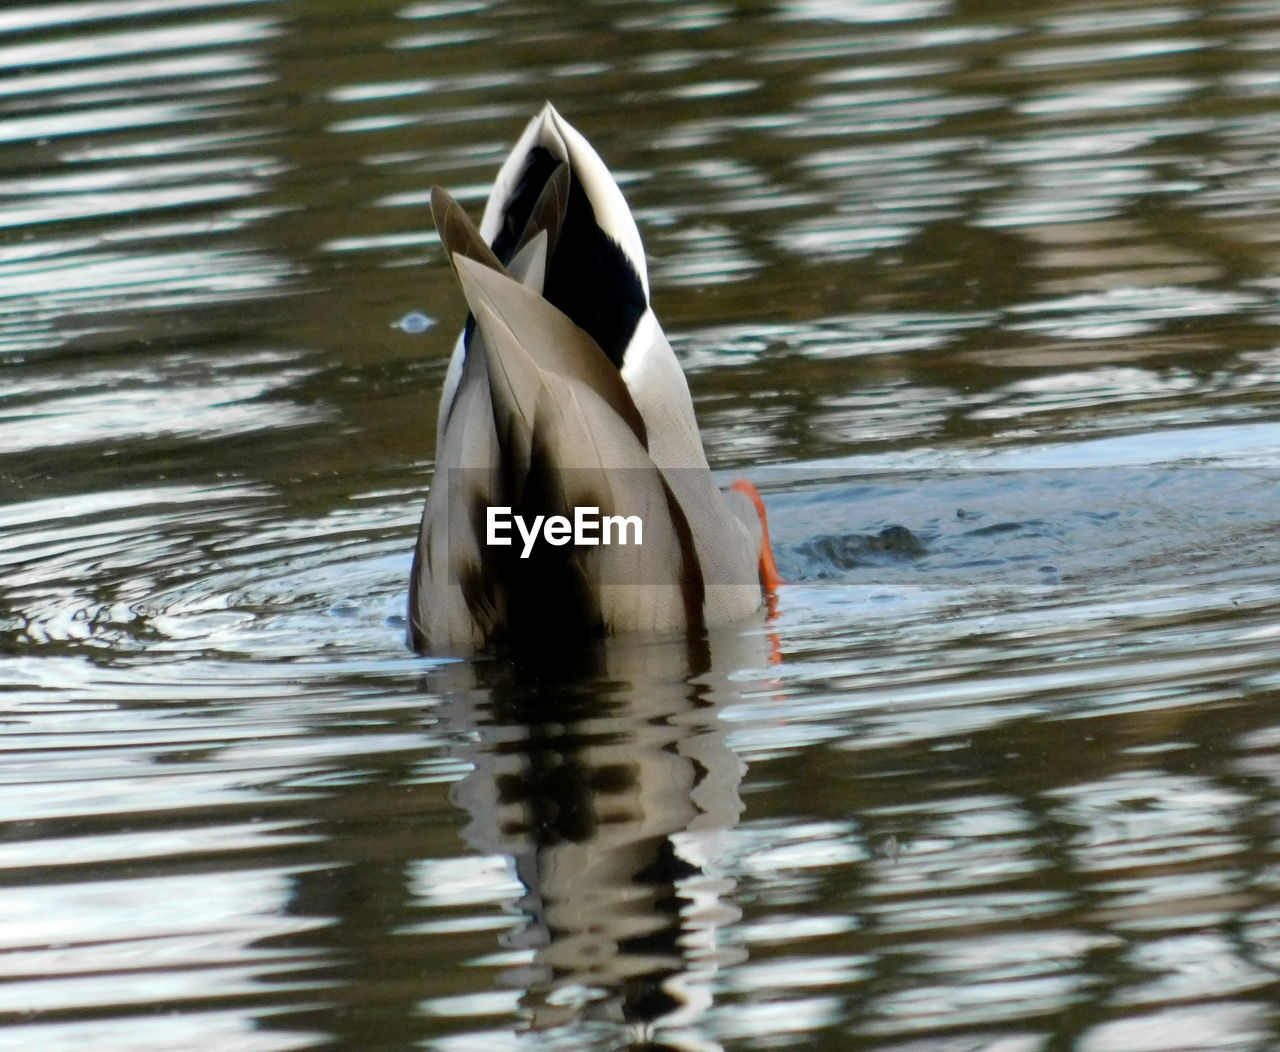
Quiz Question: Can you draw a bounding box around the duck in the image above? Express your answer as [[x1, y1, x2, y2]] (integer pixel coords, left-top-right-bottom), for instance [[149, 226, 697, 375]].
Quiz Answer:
[[408, 103, 780, 654]]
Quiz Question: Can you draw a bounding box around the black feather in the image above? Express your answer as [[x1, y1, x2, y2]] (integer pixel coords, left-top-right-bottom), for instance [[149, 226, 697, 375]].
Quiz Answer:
[[491, 146, 647, 370]]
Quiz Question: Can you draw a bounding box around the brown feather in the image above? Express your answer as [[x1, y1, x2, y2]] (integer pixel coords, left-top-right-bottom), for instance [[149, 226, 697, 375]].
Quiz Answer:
[[431, 185, 506, 275], [516, 161, 570, 264], [453, 254, 649, 449]]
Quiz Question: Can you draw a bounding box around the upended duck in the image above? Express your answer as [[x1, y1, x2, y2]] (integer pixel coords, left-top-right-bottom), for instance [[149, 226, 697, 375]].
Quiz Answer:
[[408, 103, 780, 653]]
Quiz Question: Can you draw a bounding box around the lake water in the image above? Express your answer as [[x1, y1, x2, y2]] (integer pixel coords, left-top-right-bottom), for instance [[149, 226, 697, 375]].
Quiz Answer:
[[4, 1, 1280, 1049]]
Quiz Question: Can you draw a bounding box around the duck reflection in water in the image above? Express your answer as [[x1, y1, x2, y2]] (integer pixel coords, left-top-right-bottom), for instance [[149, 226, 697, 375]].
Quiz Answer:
[[437, 628, 769, 1049]]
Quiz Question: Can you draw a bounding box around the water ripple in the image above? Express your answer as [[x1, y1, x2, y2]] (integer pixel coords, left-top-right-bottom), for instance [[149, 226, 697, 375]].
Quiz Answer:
[[5, 2, 1280, 1050]]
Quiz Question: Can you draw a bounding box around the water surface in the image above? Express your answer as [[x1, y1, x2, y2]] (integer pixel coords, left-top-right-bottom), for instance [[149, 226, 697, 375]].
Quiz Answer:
[[3, 1, 1280, 1049]]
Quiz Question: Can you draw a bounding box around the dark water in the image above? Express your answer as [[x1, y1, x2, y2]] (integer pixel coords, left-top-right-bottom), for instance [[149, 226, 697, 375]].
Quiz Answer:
[[4, 1, 1280, 1049]]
